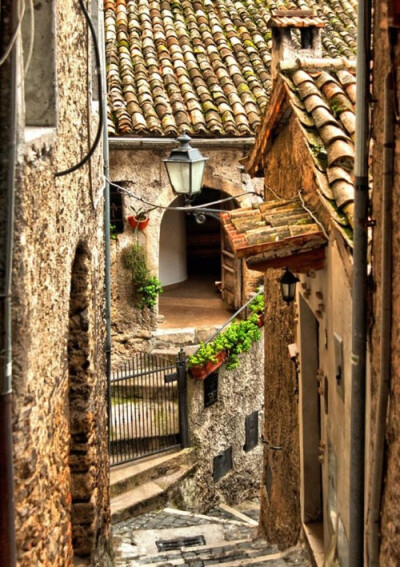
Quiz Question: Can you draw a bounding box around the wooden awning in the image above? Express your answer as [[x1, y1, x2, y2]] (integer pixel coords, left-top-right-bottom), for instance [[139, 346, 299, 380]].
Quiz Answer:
[[221, 199, 327, 273]]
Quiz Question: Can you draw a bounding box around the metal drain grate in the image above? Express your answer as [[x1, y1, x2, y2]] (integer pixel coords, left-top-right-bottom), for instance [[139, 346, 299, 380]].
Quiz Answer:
[[156, 535, 206, 552]]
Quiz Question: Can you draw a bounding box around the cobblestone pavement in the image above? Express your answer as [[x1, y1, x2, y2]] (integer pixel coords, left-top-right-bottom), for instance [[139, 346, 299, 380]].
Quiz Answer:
[[112, 503, 313, 566]]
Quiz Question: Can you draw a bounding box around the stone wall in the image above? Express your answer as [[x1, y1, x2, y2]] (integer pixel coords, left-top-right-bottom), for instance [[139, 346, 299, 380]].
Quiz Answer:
[[259, 270, 299, 547], [178, 339, 264, 512], [370, 4, 400, 564], [256, 117, 304, 547], [11, 1, 110, 564]]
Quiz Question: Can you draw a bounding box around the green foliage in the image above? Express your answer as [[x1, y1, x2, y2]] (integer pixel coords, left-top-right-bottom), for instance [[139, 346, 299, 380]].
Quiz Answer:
[[187, 311, 262, 372], [249, 293, 264, 315], [122, 244, 163, 310], [110, 224, 118, 240], [187, 343, 218, 368], [137, 276, 163, 310]]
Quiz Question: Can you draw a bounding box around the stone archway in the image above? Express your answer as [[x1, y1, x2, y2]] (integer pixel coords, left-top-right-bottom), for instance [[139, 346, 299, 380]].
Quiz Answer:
[[67, 244, 97, 559]]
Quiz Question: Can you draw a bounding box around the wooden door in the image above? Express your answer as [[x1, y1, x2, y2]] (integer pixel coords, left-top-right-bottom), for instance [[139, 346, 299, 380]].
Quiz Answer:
[[221, 230, 242, 309]]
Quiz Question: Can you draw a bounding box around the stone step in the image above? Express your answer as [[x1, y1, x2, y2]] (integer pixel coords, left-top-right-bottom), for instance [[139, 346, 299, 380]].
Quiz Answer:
[[151, 325, 223, 350], [110, 448, 195, 497], [124, 538, 288, 567], [111, 457, 196, 523]]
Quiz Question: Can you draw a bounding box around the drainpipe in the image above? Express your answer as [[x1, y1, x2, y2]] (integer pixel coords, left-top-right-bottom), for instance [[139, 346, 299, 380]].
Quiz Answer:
[[349, 0, 372, 563], [367, 66, 395, 566], [99, 10, 112, 441], [0, 1, 18, 565]]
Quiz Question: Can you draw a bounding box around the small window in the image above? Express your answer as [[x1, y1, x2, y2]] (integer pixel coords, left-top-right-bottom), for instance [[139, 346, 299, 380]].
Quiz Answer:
[[110, 184, 124, 233]]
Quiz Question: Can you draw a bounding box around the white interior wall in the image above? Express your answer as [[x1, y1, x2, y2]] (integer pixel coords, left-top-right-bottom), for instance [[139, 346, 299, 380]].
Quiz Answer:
[[159, 208, 187, 286]]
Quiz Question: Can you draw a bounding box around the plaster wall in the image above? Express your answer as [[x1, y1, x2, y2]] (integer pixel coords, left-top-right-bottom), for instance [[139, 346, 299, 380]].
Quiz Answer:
[[177, 340, 264, 512], [10, 2, 110, 564], [297, 241, 353, 564], [370, 4, 400, 564], [159, 208, 187, 286]]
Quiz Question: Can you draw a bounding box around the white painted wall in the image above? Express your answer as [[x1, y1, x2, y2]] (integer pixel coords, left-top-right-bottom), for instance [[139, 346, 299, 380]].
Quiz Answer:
[[159, 208, 187, 286]]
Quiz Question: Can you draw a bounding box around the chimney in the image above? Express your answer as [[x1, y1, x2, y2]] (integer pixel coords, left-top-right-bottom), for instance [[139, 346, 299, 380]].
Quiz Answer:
[[268, 10, 325, 82]]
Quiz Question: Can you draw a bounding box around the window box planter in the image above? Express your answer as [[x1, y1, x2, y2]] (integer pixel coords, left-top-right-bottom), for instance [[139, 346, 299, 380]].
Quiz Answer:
[[189, 351, 226, 380]]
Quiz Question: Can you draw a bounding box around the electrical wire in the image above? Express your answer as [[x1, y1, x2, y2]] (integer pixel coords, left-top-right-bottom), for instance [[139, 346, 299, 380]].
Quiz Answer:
[[298, 189, 329, 240], [55, 0, 103, 177], [0, 0, 24, 67], [23, 0, 34, 75], [105, 177, 262, 212]]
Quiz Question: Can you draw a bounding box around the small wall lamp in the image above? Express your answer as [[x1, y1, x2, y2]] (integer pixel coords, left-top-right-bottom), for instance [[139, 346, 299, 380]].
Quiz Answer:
[[162, 133, 208, 201], [280, 268, 299, 304]]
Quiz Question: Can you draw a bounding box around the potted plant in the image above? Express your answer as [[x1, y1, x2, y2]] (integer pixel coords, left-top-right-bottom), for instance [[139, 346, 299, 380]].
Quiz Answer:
[[188, 343, 225, 380], [127, 206, 156, 231], [249, 293, 265, 327]]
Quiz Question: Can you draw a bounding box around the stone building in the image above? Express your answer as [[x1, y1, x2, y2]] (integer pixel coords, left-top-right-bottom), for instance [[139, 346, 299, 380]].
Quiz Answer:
[[223, 10, 359, 565], [368, 0, 400, 565], [1, 1, 110, 565], [103, 0, 358, 518]]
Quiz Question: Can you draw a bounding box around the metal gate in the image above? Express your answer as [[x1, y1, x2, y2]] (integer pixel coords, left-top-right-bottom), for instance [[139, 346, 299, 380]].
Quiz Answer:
[[108, 350, 189, 467]]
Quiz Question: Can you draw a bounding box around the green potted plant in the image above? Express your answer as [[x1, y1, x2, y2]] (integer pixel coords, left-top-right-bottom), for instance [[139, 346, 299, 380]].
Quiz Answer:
[[188, 343, 219, 380], [249, 293, 265, 327]]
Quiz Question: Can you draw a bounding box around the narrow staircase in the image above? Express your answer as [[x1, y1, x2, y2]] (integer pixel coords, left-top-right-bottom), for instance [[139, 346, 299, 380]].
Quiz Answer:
[[110, 448, 196, 523]]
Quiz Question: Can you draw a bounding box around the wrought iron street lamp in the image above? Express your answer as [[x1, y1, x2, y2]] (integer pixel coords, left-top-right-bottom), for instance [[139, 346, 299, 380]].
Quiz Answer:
[[163, 133, 208, 201], [280, 268, 299, 304]]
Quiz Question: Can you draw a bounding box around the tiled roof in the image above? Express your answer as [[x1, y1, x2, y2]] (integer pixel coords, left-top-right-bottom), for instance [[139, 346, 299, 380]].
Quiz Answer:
[[244, 57, 356, 233], [221, 198, 327, 269], [267, 10, 325, 28], [104, 0, 357, 137]]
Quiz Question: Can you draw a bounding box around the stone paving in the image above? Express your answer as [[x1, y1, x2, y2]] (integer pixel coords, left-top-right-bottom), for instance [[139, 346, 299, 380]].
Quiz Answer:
[[112, 503, 313, 566]]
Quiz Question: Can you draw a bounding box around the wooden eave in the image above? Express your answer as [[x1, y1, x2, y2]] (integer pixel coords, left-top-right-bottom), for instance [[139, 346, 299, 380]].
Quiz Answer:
[[241, 79, 288, 178]]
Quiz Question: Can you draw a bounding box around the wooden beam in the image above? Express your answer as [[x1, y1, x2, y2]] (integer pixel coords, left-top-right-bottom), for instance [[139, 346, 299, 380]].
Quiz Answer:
[[246, 247, 325, 273]]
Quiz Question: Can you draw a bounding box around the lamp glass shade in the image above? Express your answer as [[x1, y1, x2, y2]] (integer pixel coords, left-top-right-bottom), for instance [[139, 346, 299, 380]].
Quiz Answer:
[[280, 269, 299, 304], [163, 133, 208, 198], [164, 160, 190, 195]]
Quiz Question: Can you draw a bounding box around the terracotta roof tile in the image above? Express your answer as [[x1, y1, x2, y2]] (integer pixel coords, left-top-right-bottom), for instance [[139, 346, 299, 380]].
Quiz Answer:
[[283, 61, 356, 230], [105, 0, 357, 137], [221, 198, 327, 263]]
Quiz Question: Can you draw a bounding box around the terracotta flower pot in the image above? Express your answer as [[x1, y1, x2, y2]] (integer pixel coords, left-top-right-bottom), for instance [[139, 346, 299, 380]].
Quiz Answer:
[[189, 364, 209, 380], [206, 350, 226, 374], [127, 215, 150, 231]]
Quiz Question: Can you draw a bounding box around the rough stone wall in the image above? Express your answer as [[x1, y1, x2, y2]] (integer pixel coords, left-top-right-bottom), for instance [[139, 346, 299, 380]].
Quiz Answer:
[[256, 117, 304, 547], [370, 5, 400, 564], [178, 340, 264, 512], [11, 2, 110, 565], [260, 270, 299, 547]]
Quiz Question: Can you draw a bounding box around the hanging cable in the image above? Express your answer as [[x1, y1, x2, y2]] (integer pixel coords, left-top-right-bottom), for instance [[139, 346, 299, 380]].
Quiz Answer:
[[106, 177, 262, 212], [23, 0, 34, 75], [55, 0, 103, 177], [0, 0, 24, 67], [297, 189, 329, 240]]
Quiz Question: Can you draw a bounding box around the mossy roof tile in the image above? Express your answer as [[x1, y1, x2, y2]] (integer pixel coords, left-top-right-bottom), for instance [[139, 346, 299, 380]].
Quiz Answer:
[[105, 0, 357, 137]]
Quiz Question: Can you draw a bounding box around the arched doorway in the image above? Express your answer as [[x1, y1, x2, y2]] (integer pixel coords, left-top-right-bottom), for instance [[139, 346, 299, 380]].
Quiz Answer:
[[67, 244, 96, 560], [158, 189, 237, 328]]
